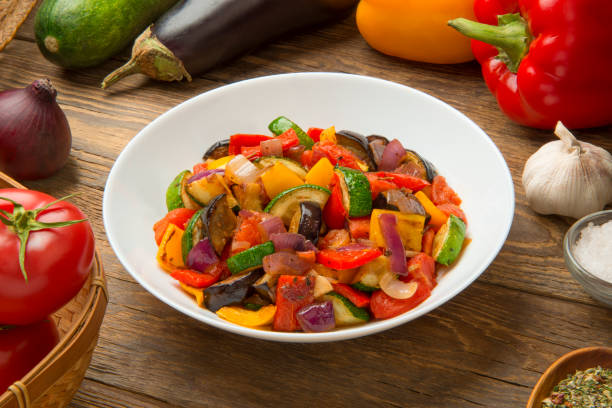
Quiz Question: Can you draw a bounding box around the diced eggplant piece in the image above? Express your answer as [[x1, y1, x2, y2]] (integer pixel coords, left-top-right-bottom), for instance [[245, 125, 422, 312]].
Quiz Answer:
[[253, 273, 279, 303], [373, 190, 428, 218], [298, 201, 322, 245], [396, 150, 438, 182], [336, 130, 376, 170], [202, 139, 230, 160], [366, 135, 389, 169], [373, 192, 399, 212], [204, 269, 264, 312], [203, 194, 237, 255], [366, 135, 390, 145]]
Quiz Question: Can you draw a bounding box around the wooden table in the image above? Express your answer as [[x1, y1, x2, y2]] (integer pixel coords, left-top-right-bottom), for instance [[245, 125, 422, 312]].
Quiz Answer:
[[2, 8, 611, 408]]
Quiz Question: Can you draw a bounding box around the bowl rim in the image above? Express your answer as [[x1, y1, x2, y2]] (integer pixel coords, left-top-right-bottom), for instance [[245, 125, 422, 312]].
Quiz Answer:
[[103, 72, 515, 342], [563, 209, 612, 288]]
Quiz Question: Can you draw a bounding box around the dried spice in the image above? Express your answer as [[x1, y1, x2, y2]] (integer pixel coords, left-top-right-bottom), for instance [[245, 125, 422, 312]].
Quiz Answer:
[[542, 366, 612, 408], [0, 0, 37, 52]]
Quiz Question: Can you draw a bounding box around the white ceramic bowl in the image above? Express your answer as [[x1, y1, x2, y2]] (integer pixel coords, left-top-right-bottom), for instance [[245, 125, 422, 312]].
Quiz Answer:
[[103, 73, 514, 342]]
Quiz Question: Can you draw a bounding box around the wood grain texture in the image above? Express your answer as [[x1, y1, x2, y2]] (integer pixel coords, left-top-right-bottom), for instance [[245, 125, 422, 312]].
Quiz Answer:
[[1, 9, 611, 408]]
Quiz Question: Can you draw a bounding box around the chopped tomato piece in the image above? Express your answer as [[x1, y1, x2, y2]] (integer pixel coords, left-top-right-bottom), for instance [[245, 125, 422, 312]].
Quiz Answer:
[[153, 208, 196, 245], [307, 127, 323, 143], [231, 212, 266, 254], [273, 275, 315, 332], [402, 252, 436, 289], [301, 149, 314, 168], [193, 162, 208, 175], [370, 283, 431, 319], [432, 175, 461, 206], [318, 229, 351, 250], [317, 248, 382, 270], [437, 203, 468, 226], [421, 227, 435, 256], [348, 217, 370, 239], [332, 283, 370, 308], [313, 140, 366, 170]]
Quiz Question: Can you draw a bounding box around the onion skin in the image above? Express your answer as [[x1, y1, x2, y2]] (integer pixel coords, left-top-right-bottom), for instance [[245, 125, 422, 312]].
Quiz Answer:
[[378, 139, 404, 171], [0, 79, 71, 180]]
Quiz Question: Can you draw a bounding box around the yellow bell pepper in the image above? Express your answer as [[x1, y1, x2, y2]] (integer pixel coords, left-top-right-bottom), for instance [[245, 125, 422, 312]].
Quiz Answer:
[[207, 155, 235, 170], [216, 305, 276, 327], [304, 157, 334, 188], [319, 126, 337, 144], [156, 224, 185, 272], [356, 0, 476, 64], [369, 209, 425, 251], [261, 162, 304, 199], [179, 283, 205, 307], [414, 191, 448, 229]]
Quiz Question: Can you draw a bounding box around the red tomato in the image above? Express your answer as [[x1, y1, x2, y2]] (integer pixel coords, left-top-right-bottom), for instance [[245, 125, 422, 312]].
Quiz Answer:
[[273, 275, 315, 332], [431, 176, 462, 206], [370, 283, 431, 319], [313, 141, 365, 170], [437, 203, 468, 226], [0, 318, 59, 393], [402, 253, 436, 289], [0, 189, 95, 325], [231, 212, 266, 254], [348, 217, 370, 239]]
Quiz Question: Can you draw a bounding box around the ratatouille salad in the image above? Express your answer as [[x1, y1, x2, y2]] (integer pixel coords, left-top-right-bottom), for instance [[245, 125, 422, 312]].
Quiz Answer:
[[153, 116, 468, 332]]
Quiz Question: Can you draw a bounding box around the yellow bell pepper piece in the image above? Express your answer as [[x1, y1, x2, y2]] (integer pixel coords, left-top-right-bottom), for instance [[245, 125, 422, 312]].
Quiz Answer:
[[179, 283, 204, 307], [356, 0, 475, 64], [319, 126, 337, 144], [216, 305, 277, 327], [156, 224, 185, 272], [208, 155, 235, 170], [305, 157, 334, 188], [261, 162, 304, 199], [414, 191, 448, 229], [370, 209, 425, 251]]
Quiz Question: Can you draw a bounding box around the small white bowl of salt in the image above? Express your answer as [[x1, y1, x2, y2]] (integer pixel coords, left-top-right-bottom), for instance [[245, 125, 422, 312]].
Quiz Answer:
[[564, 209, 612, 307]]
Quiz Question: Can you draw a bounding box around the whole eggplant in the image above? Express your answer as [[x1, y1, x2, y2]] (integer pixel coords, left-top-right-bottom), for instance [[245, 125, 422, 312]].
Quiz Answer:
[[101, 0, 358, 89]]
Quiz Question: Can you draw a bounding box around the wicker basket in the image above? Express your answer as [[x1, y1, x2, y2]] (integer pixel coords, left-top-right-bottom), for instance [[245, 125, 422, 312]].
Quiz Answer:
[[0, 172, 108, 408]]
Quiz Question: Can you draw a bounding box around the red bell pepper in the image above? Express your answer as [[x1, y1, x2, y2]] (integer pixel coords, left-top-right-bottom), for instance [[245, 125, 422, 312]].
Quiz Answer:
[[240, 129, 300, 159], [228, 134, 272, 155], [431, 175, 461, 206], [332, 283, 370, 308], [323, 174, 347, 229], [307, 127, 323, 143], [401, 252, 436, 289], [170, 262, 227, 289], [312, 140, 366, 171], [449, 0, 612, 129], [273, 275, 315, 332], [317, 247, 382, 270], [153, 208, 196, 245], [368, 172, 430, 195]]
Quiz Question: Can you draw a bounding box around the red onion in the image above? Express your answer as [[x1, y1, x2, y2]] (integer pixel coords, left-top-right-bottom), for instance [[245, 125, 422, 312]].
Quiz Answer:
[[187, 238, 219, 272], [379, 139, 405, 171], [284, 145, 306, 162], [369, 140, 386, 166], [260, 138, 283, 156], [270, 233, 316, 252], [258, 216, 287, 241], [379, 270, 418, 299], [187, 168, 224, 183], [378, 213, 407, 276], [0, 79, 71, 180], [297, 301, 335, 332], [336, 243, 370, 252], [262, 252, 313, 275]]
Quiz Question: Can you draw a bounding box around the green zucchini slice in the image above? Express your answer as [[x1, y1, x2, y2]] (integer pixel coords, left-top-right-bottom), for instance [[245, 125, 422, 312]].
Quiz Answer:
[[322, 292, 370, 325], [254, 156, 307, 178], [334, 166, 372, 218], [432, 214, 466, 266], [166, 170, 199, 211], [264, 184, 331, 226], [227, 241, 275, 275], [268, 116, 314, 149]]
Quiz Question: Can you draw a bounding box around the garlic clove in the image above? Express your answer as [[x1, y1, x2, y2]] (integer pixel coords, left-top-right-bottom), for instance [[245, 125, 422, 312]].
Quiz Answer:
[[522, 122, 612, 219]]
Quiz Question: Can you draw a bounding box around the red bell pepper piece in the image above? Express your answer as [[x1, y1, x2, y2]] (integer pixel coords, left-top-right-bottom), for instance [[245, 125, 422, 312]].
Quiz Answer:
[[366, 172, 430, 200], [240, 129, 300, 160], [153, 208, 196, 245], [449, 0, 612, 129], [228, 134, 272, 155], [401, 252, 436, 290], [317, 247, 382, 270], [370, 283, 431, 319], [273, 275, 315, 332], [307, 127, 323, 143], [431, 175, 461, 206], [348, 217, 370, 240], [332, 283, 370, 308], [323, 175, 347, 229], [312, 140, 365, 170], [170, 262, 227, 289], [301, 149, 314, 168]]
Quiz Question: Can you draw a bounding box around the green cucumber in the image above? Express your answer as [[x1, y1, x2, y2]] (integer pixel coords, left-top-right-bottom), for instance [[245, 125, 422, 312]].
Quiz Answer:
[[335, 166, 372, 218], [264, 184, 330, 226], [323, 292, 370, 325], [351, 283, 378, 293], [254, 156, 307, 178], [166, 170, 199, 211], [34, 0, 179, 68], [268, 116, 314, 149], [227, 242, 275, 275], [432, 214, 466, 266], [181, 209, 205, 263]]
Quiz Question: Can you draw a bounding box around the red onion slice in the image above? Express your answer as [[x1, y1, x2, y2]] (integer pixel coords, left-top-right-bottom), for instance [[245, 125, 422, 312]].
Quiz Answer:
[[379, 270, 418, 299], [336, 243, 370, 252], [186, 238, 219, 272], [258, 216, 287, 241], [296, 301, 335, 332], [270, 232, 316, 252], [284, 145, 306, 162], [262, 252, 314, 275], [260, 138, 283, 156], [378, 213, 407, 276], [379, 139, 405, 171], [187, 168, 224, 184]]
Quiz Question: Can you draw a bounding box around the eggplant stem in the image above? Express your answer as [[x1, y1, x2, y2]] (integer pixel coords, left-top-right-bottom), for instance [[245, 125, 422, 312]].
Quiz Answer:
[[101, 61, 142, 90]]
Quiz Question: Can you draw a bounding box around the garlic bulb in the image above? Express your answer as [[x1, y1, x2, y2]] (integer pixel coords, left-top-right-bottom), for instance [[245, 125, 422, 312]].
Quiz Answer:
[[522, 122, 612, 219]]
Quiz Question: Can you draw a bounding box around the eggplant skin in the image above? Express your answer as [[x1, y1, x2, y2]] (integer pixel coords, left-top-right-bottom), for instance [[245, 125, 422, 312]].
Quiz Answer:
[[204, 269, 264, 312], [153, 0, 358, 75], [202, 139, 229, 160]]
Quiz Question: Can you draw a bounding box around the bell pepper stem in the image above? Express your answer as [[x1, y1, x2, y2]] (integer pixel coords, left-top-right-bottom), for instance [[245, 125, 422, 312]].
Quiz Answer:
[[448, 13, 531, 73]]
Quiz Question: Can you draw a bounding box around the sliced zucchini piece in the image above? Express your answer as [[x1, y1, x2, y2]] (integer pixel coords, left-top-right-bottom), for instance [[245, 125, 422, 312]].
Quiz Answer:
[[353, 255, 388, 291], [202, 139, 230, 160], [264, 184, 331, 226], [432, 214, 466, 266], [336, 130, 375, 170], [227, 241, 275, 275], [351, 282, 378, 292], [204, 194, 237, 255], [181, 208, 206, 263], [186, 173, 227, 207], [268, 116, 314, 149], [166, 170, 200, 211], [322, 292, 370, 325], [254, 156, 307, 179], [398, 150, 438, 182], [334, 166, 372, 218], [204, 269, 264, 312]]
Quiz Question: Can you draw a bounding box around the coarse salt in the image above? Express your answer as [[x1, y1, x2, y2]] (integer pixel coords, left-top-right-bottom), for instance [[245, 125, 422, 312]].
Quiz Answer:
[[573, 220, 612, 283]]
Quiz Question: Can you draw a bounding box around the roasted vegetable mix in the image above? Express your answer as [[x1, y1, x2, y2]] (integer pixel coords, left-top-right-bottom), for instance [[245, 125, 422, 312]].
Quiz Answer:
[[153, 117, 469, 332]]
